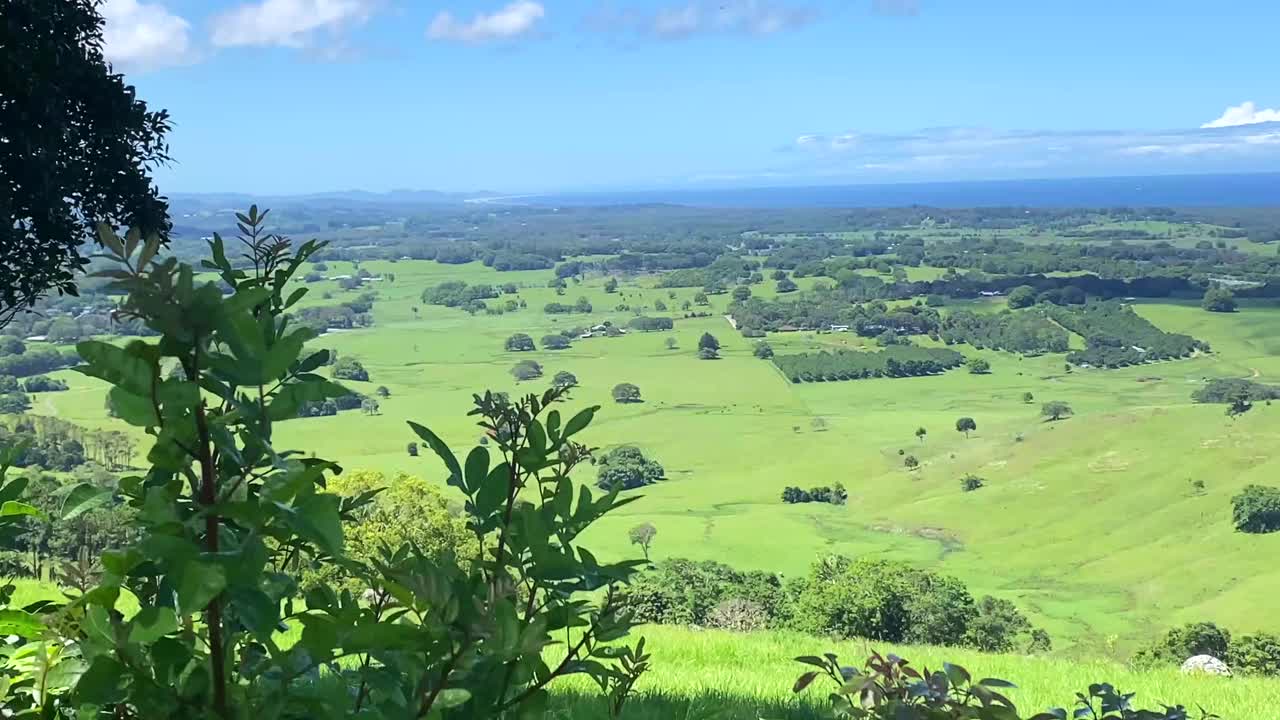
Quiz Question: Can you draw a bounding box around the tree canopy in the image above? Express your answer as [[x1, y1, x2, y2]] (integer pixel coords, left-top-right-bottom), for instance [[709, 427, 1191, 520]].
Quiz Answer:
[[1, 0, 173, 324]]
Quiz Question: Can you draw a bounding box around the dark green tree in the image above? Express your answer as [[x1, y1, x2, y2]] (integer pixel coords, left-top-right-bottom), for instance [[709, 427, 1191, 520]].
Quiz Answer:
[[956, 416, 977, 437], [1, 0, 173, 324], [1041, 401, 1073, 421], [504, 332, 536, 352], [1202, 286, 1237, 313], [612, 382, 642, 403]]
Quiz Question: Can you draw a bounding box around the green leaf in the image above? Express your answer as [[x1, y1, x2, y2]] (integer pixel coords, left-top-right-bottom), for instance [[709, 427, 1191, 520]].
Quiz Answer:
[[344, 622, 423, 652], [435, 688, 472, 709], [463, 446, 490, 495], [793, 671, 820, 693], [979, 678, 1018, 689], [76, 656, 126, 705], [128, 607, 178, 645], [268, 378, 350, 421], [943, 662, 971, 687], [61, 484, 112, 521], [407, 421, 463, 491], [561, 406, 597, 441], [292, 494, 343, 555], [107, 386, 159, 427], [0, 501, 43, 520], [75, 340, 157, 397], [0, 609, 45, 637], [177, 561, 226, 614]]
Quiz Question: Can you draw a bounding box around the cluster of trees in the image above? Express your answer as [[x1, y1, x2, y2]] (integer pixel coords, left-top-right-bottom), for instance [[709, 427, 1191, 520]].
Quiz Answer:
[[296, 391, 367, 418], [543, 297, 592, 314], [940, 310, 1069, 355], [504, 333, 536, 352], [1045, 302, 1205, 368], [1192, 378, 1280, 404], [1134, 622, 1280, 676], [730, 293, 942, 338], [780, 482, 847, 505], [1, 416, 135, 472], [697, 332, 720, 359], [1232, 485, 1280, 534], [595, 445, 664, 491], [627, 316, 674, 332], [656, 255, 759, 289], [624, 556, 1049, 654], [420, 280, 498, 307], [772, 346, 965, 383], [0, 343, 78, 379], [292, 296, 376, 331], [22, 375, 68, 392], [1201, 286, 1238, 312], [331, 357, 369, 382]]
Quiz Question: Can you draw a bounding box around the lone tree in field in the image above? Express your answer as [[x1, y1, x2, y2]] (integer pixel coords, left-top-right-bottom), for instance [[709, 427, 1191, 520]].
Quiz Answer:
[[1202, 286, 1237, 313], [968, 358, 991, 375], [510, 360, 543, 381], [960, 474, 986, 492], [612, 382, 642, 403], [360, 397, 380, 415], [693, 291, 709, 306], [376, 385, 391, 398], [1022, 391, 1035, 404], [664, 337, 678, 350], [698, 332, 721, 360], [1041, 401, 1073, 421], [1, 0, 173, 325], [628, 522, 657, 560], [604, 277, 619, 293], [753, 341, 774, 359], [915, 427, 927, 443], [956, 417, 977, 438], [904, 455, 919, 470], [552, 370, 578, 390], [541, 334, 571, 350], [776, 277, 798, 293], [504, 333, 536, 352], [597, 446, 665, 491], [1232, 484, 1280, 533], [333, 357, 369, 382], [406, 442, 418, 457]]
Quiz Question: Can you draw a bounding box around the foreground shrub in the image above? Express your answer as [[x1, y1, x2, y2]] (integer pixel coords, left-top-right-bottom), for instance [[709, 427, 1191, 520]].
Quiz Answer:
[[794, 652, 1218, 720], [45, 212, 650, 719], [1229, 632, 1280, 676]]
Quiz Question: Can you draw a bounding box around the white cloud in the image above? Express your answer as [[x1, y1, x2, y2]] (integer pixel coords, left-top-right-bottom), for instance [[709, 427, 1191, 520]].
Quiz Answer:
[[212, 0, 376, 48], [100, 0, 193, 71], [1201, 101, 1280, 128], [427, 1, 545, 43], [589, 1, 816, 39]]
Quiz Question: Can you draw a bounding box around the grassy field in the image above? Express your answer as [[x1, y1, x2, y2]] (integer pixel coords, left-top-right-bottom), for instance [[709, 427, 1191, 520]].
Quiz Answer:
[[547, 625, 1280, 719], [26, 258, 1280, 659]]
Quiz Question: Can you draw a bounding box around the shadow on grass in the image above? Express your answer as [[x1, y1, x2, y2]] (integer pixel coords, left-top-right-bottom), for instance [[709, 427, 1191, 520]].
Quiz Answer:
[[548, 689, 825, 720]]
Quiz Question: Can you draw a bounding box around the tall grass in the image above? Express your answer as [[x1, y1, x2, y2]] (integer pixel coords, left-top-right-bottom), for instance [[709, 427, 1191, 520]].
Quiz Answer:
[[548, 626, 1280, 719]]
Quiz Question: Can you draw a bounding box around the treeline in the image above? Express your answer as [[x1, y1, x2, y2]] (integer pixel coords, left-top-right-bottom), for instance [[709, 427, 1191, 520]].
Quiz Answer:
[[1192, 378, 1280, 404], [624, 556, 1049, 653], [656, 255, 760, 288], [1, 415, 135, 472], [292, 292, 378, 331], [773, 346, 965, 383], [1045, 302, 1206, 368], [781, 483, 847, 504], [0, 342, 78, 378], [730, 293, 942, 337], [420, 280, 500, 307], [940, 310, 1069, 355]]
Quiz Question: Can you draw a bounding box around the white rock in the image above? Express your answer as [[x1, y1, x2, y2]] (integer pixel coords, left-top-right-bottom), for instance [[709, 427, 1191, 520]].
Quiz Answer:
[[1180, 655, 1231, 676]]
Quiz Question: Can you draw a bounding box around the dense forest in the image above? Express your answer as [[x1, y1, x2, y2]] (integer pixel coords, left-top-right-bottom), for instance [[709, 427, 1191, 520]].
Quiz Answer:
[[772, 346, 966, 383]]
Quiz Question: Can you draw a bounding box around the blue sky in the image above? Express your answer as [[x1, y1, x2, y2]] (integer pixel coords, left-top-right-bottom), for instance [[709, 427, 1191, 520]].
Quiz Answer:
[[102, 0, 1280, 194]]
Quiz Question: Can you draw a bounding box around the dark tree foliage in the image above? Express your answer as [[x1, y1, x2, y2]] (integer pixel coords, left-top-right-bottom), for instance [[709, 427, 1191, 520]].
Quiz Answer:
[[21, 375, 68, 392], [1041, 401, 1073, 421], [1047, 302, 1205, 368], [753, 341, 773, 359], [773, 346, 964, 383], [503, 333, 536, 352], [940, 310, 1068, 355], [1, 0, 172, 324], [1201, 286, 1237, 313], [420, 281, 497, 307], [509, 359, 543, 381], [627, 316, 674, 332], [595, 445, 664, 491], [780, 482, 847, 505], [1232, 484, 1280, 534], [1134, 622, 1232, 667], [1192, 378, 1280, 404], [541, 334, 571, 350], [611, 383, 642, 403], [622, 558, 785, 627], [331, 357, 369, 382]]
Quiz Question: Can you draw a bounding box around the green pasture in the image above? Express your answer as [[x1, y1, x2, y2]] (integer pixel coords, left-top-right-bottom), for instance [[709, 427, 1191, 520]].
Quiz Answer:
[[25, 259, 1280, 658]]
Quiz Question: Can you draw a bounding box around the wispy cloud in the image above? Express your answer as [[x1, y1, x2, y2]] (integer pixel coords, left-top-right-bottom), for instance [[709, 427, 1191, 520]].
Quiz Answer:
[[211, 0, 376, 49], [101, 0, 194, 72], [1201, 101, 1280, 128], [774, 119, 1280, 180], [427, 1, 546, 43], [588, 0, 818, 40]]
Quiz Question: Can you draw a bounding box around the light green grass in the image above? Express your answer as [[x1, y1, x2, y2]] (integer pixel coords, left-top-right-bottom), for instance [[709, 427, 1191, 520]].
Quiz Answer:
[[28, 260, 1280, 657], [548, 625, 1280, 719]]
